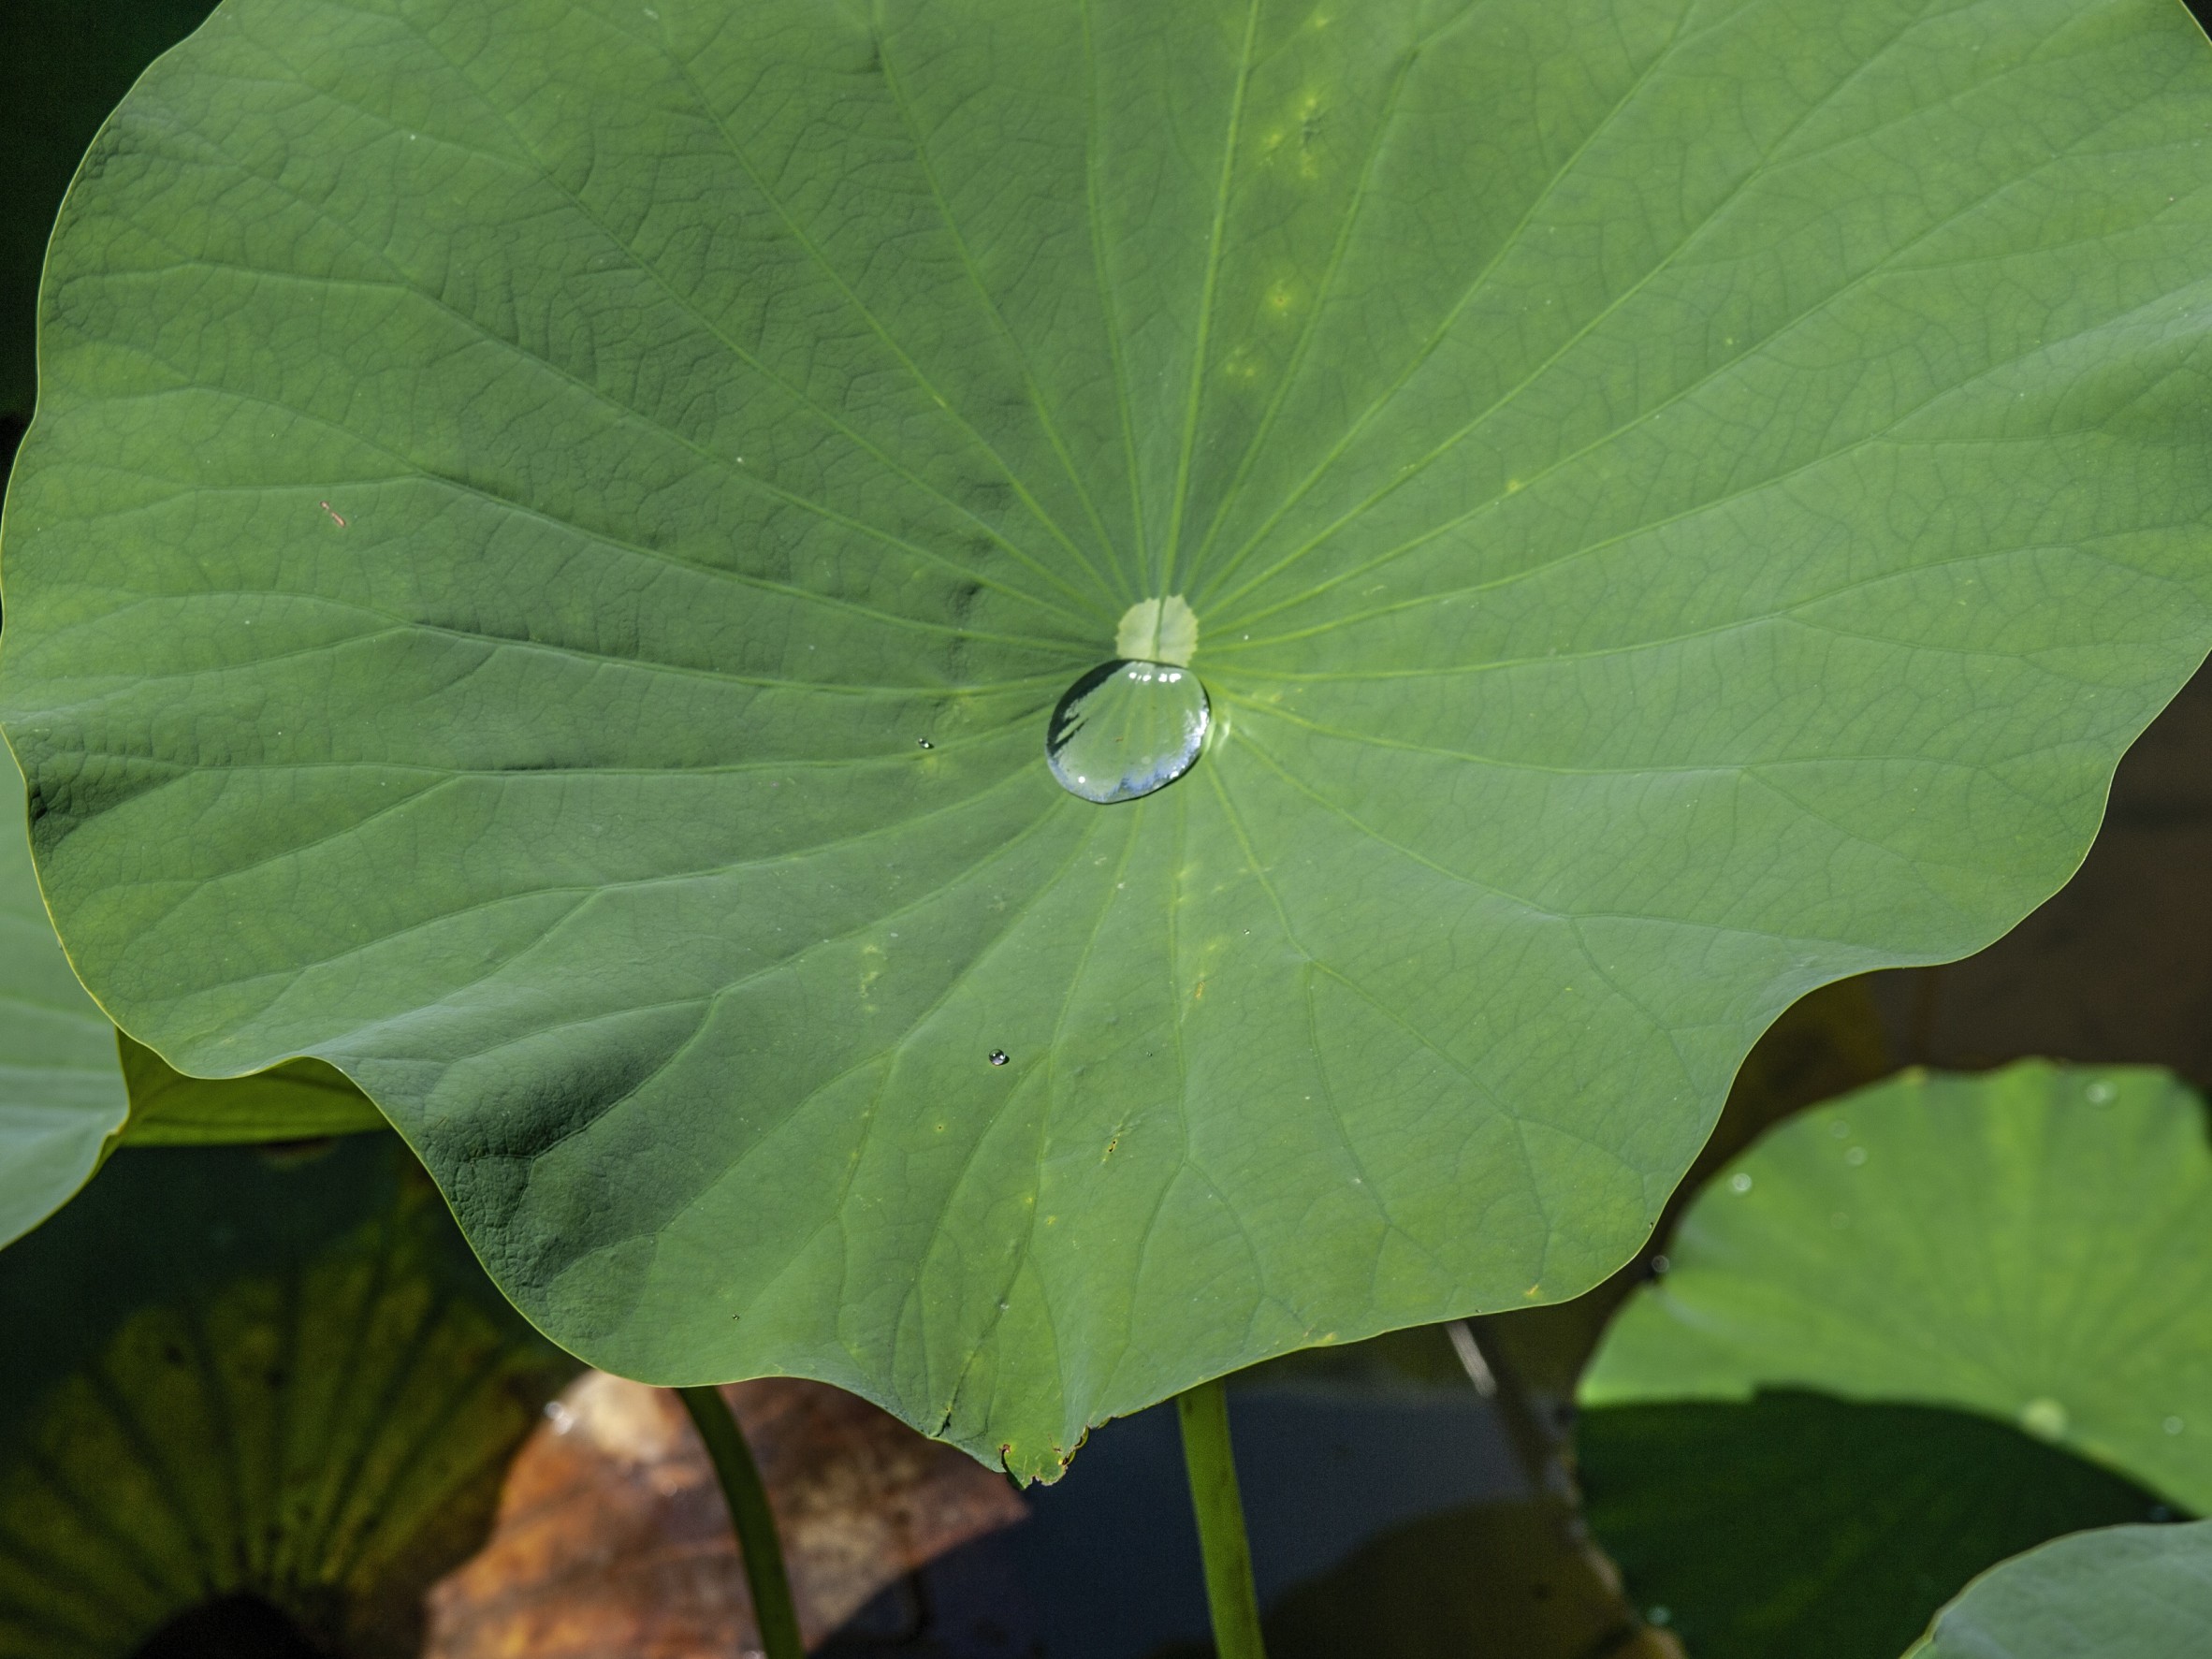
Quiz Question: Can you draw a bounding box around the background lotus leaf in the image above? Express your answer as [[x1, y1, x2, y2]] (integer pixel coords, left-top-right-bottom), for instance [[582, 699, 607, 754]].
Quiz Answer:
[[1579, 1062, 2212, 1655], [9, 0, 2212, 1476], [1904, 1521, 2212, 1659], [0, 753, 127, 1246], [1581, 1063, 2212, 1506]]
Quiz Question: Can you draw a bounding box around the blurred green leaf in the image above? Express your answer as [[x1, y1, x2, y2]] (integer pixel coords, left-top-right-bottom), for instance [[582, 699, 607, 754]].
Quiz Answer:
[[1904, 1521, 2212, 1659], [0, 753, 126, 1247]]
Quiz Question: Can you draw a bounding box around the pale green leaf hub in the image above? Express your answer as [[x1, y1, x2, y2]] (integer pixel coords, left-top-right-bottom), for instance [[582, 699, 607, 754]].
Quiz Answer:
[[8, 0, 2212, 1477], [1115, 597, 1200, 667], [1581, 1062, 2212, 1512]]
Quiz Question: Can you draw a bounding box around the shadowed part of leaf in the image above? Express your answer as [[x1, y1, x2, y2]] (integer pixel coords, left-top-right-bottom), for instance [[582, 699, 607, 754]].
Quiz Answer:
[[132, 1596, 327, 1659], [1579, 1391, 2180, 1659], [0, 1138, 575, 1659]]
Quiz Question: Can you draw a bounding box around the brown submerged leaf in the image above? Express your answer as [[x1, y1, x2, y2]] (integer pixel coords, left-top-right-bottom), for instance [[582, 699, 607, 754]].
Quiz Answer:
[[424, 1373, 1026, 1656]]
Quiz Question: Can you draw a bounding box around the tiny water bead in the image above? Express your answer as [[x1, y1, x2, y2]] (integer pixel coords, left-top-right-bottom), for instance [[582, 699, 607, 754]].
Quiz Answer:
[[1045, 659, 1211, 805], [988, 1050, 1010, 1067]]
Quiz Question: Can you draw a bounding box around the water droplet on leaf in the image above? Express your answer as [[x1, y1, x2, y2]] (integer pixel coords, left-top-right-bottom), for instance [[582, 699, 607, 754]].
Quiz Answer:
[[2020, 1397, 2069, 1441], [1046, 660, 1210, 804], [988, 1049, 1010, 1067], [1728, 1172, 1753, 1194], [917, 737, 933, 749]]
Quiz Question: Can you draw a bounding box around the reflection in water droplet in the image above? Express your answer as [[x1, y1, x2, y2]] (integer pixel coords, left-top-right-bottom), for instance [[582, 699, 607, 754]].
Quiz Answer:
[[1046, 660, 1210, 804], [2020, 1397, 2069, 1442], [988, 1049, 1010, 1067], [917, 737, 934, 749]]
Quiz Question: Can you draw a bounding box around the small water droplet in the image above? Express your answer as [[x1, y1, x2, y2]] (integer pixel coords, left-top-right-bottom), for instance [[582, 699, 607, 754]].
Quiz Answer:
[[1046, 660, 1210, 804], [1649, 1254, 1670, 1275], [917, 737, 933, 749], [1728, 1172, 1753, 1194], [2020, 1397, 2069, 1441], [2166, 1416, 2187, 1435], [1844, 1146, 1868, 1166], [988, 1049, 1010, 1067], [2087, 1080, 2116, 1105], [1647, 1606, 1672, 1628]]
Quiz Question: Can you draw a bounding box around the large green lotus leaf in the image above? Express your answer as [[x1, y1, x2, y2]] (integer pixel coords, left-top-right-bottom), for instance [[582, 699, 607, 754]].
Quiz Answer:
[[0, 748, 385, 1249], [1904, 1521, 2212, 1659], [0, 1134, 576, 1657], [1580, 1063, 2212, 1511], [8, 0, 2212, 1474]]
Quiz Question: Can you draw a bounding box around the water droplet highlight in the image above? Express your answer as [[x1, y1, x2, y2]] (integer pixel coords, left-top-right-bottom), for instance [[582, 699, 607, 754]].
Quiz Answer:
[[1728, 1172, 1754, 1194], [1046, 660, 1210, 804], [988, 1049, 1010, 1067], [917, 737, 933, 749]]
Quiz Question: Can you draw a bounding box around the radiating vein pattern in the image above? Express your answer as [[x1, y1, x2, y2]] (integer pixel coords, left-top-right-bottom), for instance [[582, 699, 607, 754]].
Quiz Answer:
[[0, 1142, 567, 1657], [7, 0, 2212, 1477]]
